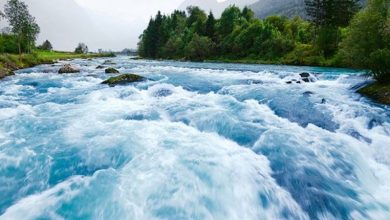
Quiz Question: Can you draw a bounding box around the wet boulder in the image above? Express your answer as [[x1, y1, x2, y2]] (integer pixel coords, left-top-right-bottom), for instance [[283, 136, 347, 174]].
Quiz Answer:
[[102, 74, 146, 86], [300, 72, 310, 78], [58, 64, 80, 74], [105, 67, 119, 74], [300, 72, 316, 83]]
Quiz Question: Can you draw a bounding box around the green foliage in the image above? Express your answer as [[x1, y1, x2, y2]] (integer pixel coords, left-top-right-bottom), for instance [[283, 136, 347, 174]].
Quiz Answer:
[[205, 12, 216, 40], [4, 0, 40, 54], [218, 6, 243, 37], [185, 34, 215, 61], [305, 0, 360, 27], [316, 25, 340, 57], [341, 0, 390, 65], [369, 49, 390, 82], [0, 34, 20, 53], [38, 40, 53, 51], [305, 0, 360, 57], [75, 43, 88, 54], [138, 6, 311, 62], [138, 0, 388, 83]]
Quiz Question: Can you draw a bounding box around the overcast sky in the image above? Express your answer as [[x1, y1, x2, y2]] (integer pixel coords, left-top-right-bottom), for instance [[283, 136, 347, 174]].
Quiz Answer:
[[0, 0, 244, 52]]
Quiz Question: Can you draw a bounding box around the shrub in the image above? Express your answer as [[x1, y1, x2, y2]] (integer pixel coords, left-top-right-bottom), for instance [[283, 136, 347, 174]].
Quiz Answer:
[[369, 49, 390, 83]]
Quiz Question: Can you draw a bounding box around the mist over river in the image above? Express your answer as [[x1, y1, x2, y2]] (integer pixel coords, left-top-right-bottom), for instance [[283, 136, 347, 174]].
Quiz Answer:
[[0, 57, 390, 219]]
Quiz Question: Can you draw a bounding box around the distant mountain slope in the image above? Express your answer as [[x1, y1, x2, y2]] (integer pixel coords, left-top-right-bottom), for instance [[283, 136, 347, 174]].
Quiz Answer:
[[179, 0, 366, 19], [250, 0, 306, 18], [250, 0, 366, 18], [179, 0, 257, 16]]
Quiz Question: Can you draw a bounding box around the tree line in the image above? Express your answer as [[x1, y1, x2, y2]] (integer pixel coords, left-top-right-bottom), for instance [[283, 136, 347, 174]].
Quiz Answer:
[[138, 0, 390, 83]]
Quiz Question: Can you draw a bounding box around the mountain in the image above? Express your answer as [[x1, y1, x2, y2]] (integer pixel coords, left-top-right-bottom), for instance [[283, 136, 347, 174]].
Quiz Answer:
[[179, 0, 257, 16], [250, 0, 306, 18], [179, 0, 367, 19], [250, 0, 367, 18]]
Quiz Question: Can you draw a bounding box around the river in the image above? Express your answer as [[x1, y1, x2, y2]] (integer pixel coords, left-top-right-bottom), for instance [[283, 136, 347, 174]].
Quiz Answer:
[[0, 56, 389, 219]]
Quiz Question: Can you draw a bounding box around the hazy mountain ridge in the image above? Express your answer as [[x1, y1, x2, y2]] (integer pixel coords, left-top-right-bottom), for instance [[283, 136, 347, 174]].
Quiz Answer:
[[179, 0, 257, 16], [250, 0, 306, 18], [179, 0, 367, 18]]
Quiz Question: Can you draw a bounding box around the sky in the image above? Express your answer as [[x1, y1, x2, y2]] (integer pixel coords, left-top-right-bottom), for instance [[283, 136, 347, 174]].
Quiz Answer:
[[0, 0, 247, 52]]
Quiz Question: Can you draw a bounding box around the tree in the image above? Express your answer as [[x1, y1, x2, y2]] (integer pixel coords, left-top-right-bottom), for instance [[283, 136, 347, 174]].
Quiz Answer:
[[369, 49, 390, 82], [38, 40, 53, 51], [185, 34, 215, 61], [205, 12, 216, 40], [75, 43, 88, 54], [186, 6, 207, 35], [218, 6, 242, 37], [241, 6, 254, 22], [305, 0, 360, 57], [341, 0, 390, 82], [4, 0, 40, 55], [305, 0, 359, 27]]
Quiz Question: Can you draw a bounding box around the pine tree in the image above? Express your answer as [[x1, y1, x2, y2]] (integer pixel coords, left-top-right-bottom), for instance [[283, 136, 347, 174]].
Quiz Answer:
[[242, 6, 254, 22], [205, 12, 216, 40], [305, 0, 360, 27], [305, 0, 360, 57], [39, 40, 53, 51]]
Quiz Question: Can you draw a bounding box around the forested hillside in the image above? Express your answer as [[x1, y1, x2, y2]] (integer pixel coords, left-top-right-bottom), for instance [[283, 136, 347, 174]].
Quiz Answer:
[[139, 0, 390, 84]]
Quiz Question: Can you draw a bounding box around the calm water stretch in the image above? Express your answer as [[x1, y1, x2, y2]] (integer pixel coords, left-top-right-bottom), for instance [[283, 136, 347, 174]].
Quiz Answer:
[[0, 57, 390, 219]]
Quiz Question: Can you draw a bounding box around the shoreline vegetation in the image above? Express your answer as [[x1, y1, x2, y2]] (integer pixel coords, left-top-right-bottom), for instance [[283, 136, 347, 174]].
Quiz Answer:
[[1, 0, 389, 105], [138, 0, 390, 105], [0, 50, 114, 79]]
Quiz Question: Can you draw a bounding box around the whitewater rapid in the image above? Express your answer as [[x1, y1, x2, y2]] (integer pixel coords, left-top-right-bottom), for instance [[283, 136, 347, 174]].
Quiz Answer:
[[0, 57, 389, 219]]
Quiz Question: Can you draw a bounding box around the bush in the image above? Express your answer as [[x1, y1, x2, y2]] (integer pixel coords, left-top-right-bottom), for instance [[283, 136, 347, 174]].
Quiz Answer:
[[283, 44, 324, 66], [369, 49, 390, 83], [0, 34, 21, 53], [185, 34, 215, 61]]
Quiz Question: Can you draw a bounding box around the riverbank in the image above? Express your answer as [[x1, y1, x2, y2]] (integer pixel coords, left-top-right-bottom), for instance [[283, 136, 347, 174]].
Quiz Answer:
[[0, 50, 114, 79], [141, 56, 390, 105], [358, 82, 390, 105]]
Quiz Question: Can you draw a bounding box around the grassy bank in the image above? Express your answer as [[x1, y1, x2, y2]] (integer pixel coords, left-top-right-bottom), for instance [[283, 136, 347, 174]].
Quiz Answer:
[[358, 82, 390, 105], [0, 50, 114, 79]]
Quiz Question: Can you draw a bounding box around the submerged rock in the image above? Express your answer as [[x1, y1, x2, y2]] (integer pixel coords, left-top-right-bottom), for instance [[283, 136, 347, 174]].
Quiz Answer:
[[96, 65, 105, 69], [300, 72, 317, 83], [58, 64, 80, 74], [102, 74, 146, 86], [303, 91, 314, 96], [105, 67, 119, 74], [300, 72, 310, 78], [103, 60, 116, 65], [287, 72, 316, 84]]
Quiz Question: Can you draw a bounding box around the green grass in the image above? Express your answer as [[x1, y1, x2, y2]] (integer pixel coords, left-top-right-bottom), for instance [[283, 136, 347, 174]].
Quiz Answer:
[[358, 82, 390, 105], [36, 50, 114, 60], [0, 50, 114, 79]]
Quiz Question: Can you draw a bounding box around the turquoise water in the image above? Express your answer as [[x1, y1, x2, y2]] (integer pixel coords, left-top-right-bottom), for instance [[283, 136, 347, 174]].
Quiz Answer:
[[0, 57, 389, 219]]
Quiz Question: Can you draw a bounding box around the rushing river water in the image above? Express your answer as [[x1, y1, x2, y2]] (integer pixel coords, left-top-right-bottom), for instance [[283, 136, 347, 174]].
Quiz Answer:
[[0, 56, 390, 219]]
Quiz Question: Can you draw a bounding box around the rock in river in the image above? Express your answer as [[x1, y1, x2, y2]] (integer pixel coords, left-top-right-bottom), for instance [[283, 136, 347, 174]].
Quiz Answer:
[[58, 64, 80, 74], [105, 67, 120, 74], [102, 74, 146, 86]]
